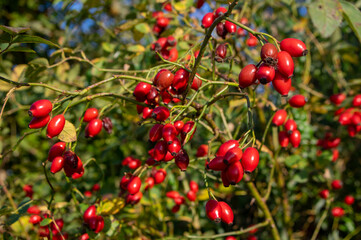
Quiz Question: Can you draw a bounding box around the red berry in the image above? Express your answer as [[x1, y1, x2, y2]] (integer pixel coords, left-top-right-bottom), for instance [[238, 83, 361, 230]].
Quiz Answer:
[[168, 48, 178, 62], [166, 191, 181, 199], [168, 137, 182, 156], [216, 140, 239, 157], [289, 95, 306, 108], [284, 119, 297, 133], [162, 123, 177, 143], [330, 93, 346, 105], [29, 99, 52, 117], [226, 237, 237, 240], [120, 174, 132, 190], [51, 218, 64, 234], [29, 215, 42, 224], [241, 147, 259, 173], [80, 233, 90, 240], [160, 88, 172, 104], [237, 27, 246, 36], [216, 22, 227, 39], [223, 147, 243, 165], [83, 108, 99, 122], [332, 149, 339, 162], [85, 119, 102, 138], [207, 156, 227, 171], [154, 140, 168, 161], [28, 115, 50, 129], [48, 142, 66, 162], [277, 51, 294, 78], [221, 170, 230, 187], [172, 204, 181, 213], [47, 114, 66, 138], [163, 2, 172, 11], [181, 121, 196, 143], [278, 131, 289, 148], [248, 236, 258, 240], [175, 149, 189, 171], [172, 68, 189, 92], [147, 87, 160, 105], [344, 195, 355, 205], [205, 200, 222, 222], [146, 157, 156, 166], [149, 123, 164, 142], [216, 43, 227, 60], [260, 43, 278, 62], [239, 64, 257, 88], [50, 156, 64, 174], [214, 7, 227, 17], [289, 129, 301, 148], [272, 71, 292, 96], [196, 144, 208, 157], [256, 64, 275, 84], [225, 21, 236, 33], [338, 111, 352, 125], [23, 184, 33, 198], [186, 191, 197, 201], [319, 189, 329, 199], [27, 206, 41, 215], [280, 38, 308, 57], [174, 120, 184, 134], [331, 180, 342, 190], [246, 36, 258, 47], [164, 151, 175, 162], [202, 12, 215, 28], [191, 74, 202, 91], [155, 70, 174, 90], [83, 205, 97, 224], [128, 158, 141, 169], [63, 153, 84, 179], [127, 176, 141, 195], [352, 94, 361, 107], [196, 0, 205, 8], [89, 215, 104, 233], [154, 169, 167, 184], [142, 107, 153, 119], [145, 177, 155, 190], [225, 161, 244, 184], [152, 106, 170, 121], [272, 109, 287, 126], [219, 201, 234, 225], [331, 207, 344, 218], [167, 36, 176, 46], [189, 181, 199, 193], [126, 191, 143, 205], [156, 17, 169, 28], [92, 183, 100, 192]]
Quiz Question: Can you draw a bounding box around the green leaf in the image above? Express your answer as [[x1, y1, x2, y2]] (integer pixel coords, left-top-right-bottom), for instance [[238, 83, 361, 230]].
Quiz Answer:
[[128, 44, 145, 53], [340, 0, 361, 43], [0, 206, 13, 216], [134, 23, 150, 34], [40, 218, 52, 226], [6, 214, 19, 225], [0, 25, 30, 35], [4, 46, 36, 54], [58, 120, 77, 143], [17, 197, 32, 215], [308, 0, 343, 38], [284, 155, 307, 169], [28, 57, 49, 67], [12, 35, 59, 48]]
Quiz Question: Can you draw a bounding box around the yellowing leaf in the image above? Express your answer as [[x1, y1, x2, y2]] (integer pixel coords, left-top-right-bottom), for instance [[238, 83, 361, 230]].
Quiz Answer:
[[128, 44, 145, 53], [99, 197, 125, 215], [11, 64, 27, 82], [173, 1, 187, 11], [58, 120, 77, 143]]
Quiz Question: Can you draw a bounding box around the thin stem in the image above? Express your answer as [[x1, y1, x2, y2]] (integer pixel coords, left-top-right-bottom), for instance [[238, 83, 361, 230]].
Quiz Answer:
[[185, 220, 269, 239], [310, 199, 332, 240]]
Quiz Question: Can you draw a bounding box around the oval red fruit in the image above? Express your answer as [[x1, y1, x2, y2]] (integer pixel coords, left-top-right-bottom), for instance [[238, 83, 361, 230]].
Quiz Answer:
[[241, 147, 259, 173], [205, 200, 222, 222], [289, 129, 301, 148], [272, 109, 287, 126], [280, 38, 308, 57], [46, 114, 66, 138], [28, 115, 50, 129], [29, 99, 52, 117], [239, 64, 257, 88], [219, 201, 234, 225], [277, 51, 294, 78], [85, 119, 103, 138], [289, 95, 306, 108], [83, 108, 99, 122], [202, 12, 215, 28]]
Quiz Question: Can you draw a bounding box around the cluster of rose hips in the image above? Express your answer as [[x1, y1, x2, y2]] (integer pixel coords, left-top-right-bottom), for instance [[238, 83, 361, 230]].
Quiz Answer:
[[273, 110, 300, 149], [48, 142, 84, 179], [122, 156, 142, 170], [84, 183, 101, 198], [83, 205, 104, 234], [330, 93, 361, 137], [319, 180, 355, 218], [23, 184, 33, 198], [28, 99, 65, 138], [28, 207, 67, 239], [207, 140, 259, 187], [239, 38, 308, 96], [165, 181, 199, 213], [205, 199, 234, 225], [152, 9, 170, 35], [151, 35, 178, 62], [316, 133, 340, 162], [83, 107, 113, 138]]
